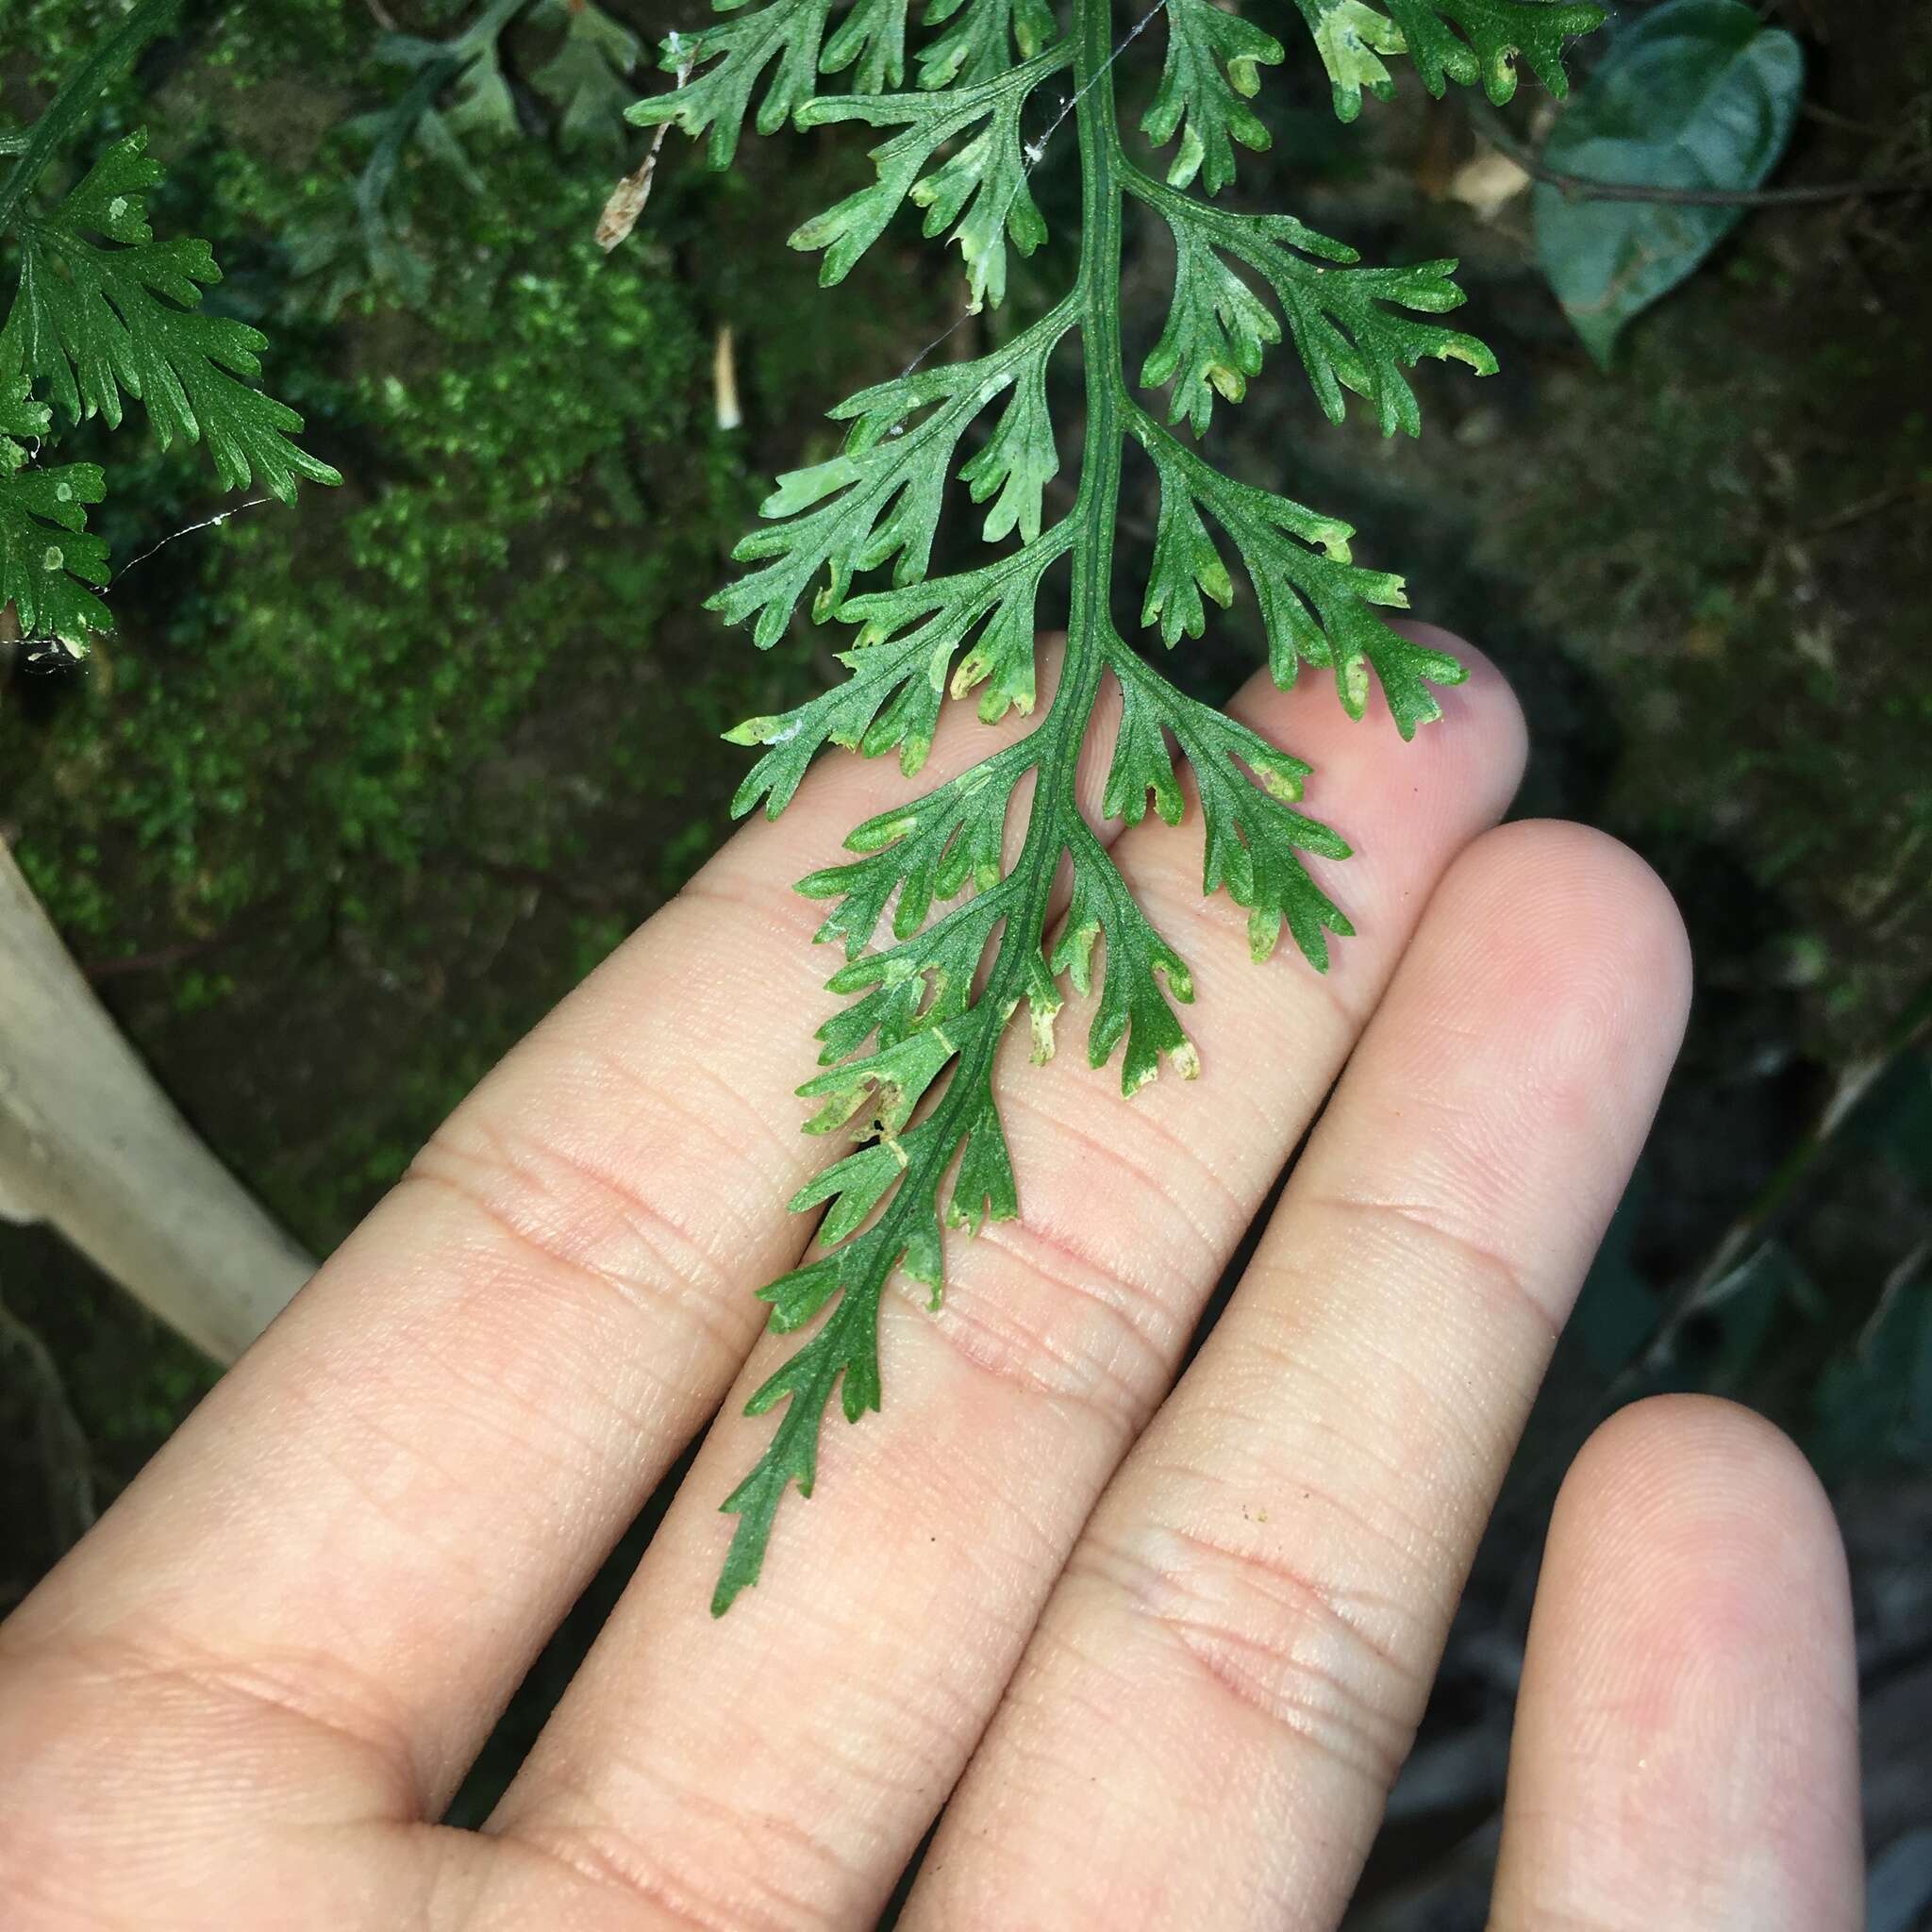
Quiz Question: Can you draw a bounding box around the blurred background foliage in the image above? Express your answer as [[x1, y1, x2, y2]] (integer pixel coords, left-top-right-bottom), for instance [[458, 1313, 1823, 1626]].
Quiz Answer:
[[1, 0, 1928, 1921]]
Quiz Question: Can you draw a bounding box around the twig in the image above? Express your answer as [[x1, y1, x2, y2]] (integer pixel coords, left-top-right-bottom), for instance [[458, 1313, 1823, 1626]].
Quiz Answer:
[[1808, 479, 1932, 534], [0, 1290, 98, 1552], [713, 325, 741, 430], [80, 933, 234, 983], [1471, 102, 1928, 208]]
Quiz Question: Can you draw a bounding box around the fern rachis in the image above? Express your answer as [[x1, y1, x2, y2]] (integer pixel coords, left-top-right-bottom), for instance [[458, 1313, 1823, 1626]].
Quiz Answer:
[[631, 0, 1601, 1614]]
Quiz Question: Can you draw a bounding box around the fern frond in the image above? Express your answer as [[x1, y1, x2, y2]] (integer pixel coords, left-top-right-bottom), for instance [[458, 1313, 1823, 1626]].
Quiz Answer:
[[634, 0, 1601, 1613], [1130, 174, 1497, 436], [1141, 0, 1283, 195], [788, 53, 1069, 303]]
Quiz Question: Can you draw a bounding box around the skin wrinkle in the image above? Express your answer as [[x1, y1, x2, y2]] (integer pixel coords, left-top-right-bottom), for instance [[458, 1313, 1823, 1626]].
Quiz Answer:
[[1224, 1235, 1554, 1493], [647, 1035, 807, 1172], [1198, 1298, 1477, 1524], [270, 1365, 576, 1602], [415, 1103, 738, 1306], [1307, 1189, 1564, 1340], [874, 1385, 1077, 1586], [1071, 1521, 1423, 1785], [398, 1145, 749, 1374], [998, 1070, 1243, 1244], [926, 1220, 1171, 1425], [504, 1820, 804, 1932], [405, 1307, 657, 1487], [502, 1740, 870, 1932], [1131, 1443, 1451, 1609], [670, 863, 854, 956], [14, 1626, 425, 1825], [1155, 1521, 1424, 1691], [1007, 1611, 1343, 1931]]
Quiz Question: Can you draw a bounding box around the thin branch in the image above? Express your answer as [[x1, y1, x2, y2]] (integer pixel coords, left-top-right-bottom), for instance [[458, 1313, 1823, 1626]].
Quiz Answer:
[[0, 1290, 98, 1552], [1470, 102, 1928, 208]]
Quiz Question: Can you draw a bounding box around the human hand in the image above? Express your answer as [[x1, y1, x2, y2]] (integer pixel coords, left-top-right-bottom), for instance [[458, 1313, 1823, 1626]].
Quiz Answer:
[[0, 636, 1860, 1929]]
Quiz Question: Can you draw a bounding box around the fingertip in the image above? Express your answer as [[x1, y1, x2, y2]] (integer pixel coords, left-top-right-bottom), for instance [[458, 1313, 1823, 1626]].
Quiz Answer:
[[1434, 819, 1692, 1047], [1566, 1393, 1842, 1572], [1494, 1395, 1862, 1932]]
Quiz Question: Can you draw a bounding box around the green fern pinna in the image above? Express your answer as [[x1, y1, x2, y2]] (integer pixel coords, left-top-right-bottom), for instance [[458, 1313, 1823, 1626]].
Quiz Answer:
[[635, 0, 1603, 1612], [1, 1, 338, 654]]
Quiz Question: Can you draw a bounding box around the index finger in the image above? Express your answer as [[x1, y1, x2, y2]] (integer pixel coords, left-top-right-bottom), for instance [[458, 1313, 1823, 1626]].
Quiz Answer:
[[0, 666, 1106, 1821]]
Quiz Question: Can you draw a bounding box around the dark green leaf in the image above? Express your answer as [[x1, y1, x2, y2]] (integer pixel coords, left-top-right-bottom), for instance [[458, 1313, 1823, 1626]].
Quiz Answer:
[[1533, 0, 1803, 365]]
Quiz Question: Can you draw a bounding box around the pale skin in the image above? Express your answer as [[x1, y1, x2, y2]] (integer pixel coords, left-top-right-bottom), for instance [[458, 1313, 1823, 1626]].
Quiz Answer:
[[0, 630, 1862, 1930]]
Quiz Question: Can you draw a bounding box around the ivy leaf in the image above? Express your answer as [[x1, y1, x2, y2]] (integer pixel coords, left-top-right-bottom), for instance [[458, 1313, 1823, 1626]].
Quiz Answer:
[[1533, 0, 1803, 366], [1141, 0, 1285, 196], [0, 374, 108, 641], [1291, 0, 1605, 121], [1, 131, 339, 501]]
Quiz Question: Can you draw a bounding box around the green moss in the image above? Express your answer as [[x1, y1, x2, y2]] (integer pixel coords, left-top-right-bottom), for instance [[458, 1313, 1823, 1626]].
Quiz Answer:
[[2, 1, 929, 1317]]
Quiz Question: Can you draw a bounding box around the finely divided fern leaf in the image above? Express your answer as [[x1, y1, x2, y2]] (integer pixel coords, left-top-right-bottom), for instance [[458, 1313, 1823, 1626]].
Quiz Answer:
[[635, 0, 1601, 1614], [1141, 0, 1283, 196], [1291, 0, 1605, 121], [0, 372, 108, 642], [2, 130, 340, 504], [2, 40, 340, 650]]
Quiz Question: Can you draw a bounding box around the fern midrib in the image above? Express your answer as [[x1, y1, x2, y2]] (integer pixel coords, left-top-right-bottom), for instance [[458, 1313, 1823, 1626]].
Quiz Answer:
[[858, 0, 1129, 1210], [798, 0, 1132, 1311], [709, 0, 1131, 1615]]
